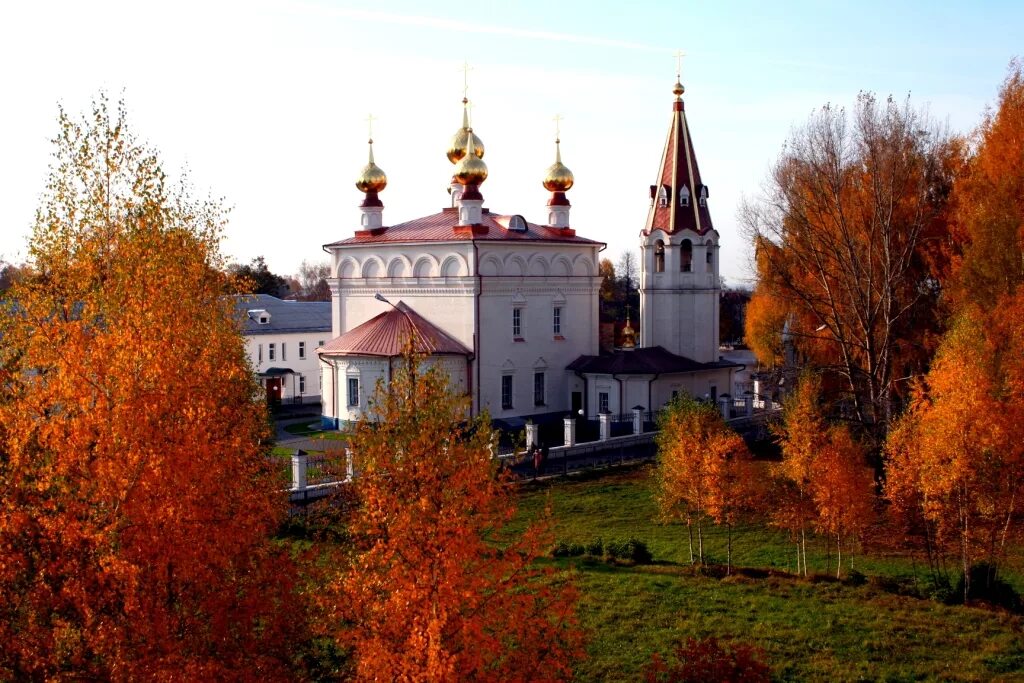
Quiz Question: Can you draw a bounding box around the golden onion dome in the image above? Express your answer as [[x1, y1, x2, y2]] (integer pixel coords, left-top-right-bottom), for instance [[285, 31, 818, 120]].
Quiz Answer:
[[446, 98, 485, 164], [621, 313, 637, 349], [453, 129, 488, 186], [672, 80, 685, 98], [542, 138, 574, 192], [355, 138, 387, 193]]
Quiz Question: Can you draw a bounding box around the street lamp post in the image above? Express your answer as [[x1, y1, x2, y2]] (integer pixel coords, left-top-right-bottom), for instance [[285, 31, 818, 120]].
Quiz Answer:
[[375, 293, 417, 408]]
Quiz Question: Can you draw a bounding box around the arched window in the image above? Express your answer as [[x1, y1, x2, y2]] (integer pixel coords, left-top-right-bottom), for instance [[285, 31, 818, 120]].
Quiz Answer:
[[654, 240, 665, 273], [705, 239, 714, 268], [699, 185, 709, 207], [679, 185, 690, 207], [680, 239, 692, 272], [657, 186, 669, 208]]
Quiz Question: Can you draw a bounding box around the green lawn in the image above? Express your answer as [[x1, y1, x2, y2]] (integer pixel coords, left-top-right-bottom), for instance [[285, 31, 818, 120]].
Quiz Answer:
[[283, 422, 346, 440], [513, 465, 1024, 682]]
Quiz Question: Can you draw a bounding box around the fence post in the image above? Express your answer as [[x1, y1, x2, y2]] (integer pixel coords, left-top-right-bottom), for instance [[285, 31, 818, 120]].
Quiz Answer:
[[718, 396, 731, 420], [345, 447, 355, 480], [599, 411, 611, 441], [632, 405, 644, 435], [291, 449, 308, 491], [525, 421, 539, 449], [744, 393, 754, 417], [563, 416, 576, 447]]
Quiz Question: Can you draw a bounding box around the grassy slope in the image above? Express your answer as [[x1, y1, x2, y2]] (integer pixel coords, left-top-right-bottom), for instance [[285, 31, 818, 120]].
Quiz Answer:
[[513, 465, 1024, 682]]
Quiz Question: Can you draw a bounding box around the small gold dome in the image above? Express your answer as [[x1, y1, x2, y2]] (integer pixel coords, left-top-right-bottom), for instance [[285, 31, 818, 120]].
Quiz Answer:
[[446, 98, 485, 164], [355, 139, 387, 193], [672, 80, 685, 97], [453, 129, 488, 186], [543, 139, 574, 192], [621, 314, 637, 349]]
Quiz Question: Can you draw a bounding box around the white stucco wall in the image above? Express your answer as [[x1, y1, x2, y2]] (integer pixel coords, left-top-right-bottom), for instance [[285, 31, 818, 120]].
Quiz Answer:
[[323, 236, 603, 421], [245, 330, 329, 403], [319, 354, 469, 426]]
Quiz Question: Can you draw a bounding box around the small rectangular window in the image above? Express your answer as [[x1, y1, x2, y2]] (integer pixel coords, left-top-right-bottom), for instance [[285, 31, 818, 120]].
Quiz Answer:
[[533, 372, 545, 407], [598, 391, 609, 414], [318, 340, 325, 348], [299, 341, 306, 360], [268, 343, 276, 361], [257, 344, 263, 364], [299, 374, 306, 394], [348, 377, 359, 407], [282, 343, 287, 361], [512, 308, 522, 338], [502, 375, 513, 410], [552, 307, 561, 335]]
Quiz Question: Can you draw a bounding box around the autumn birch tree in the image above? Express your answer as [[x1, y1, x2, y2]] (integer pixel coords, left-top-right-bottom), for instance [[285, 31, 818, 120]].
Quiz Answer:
[[886, 301, 1024, 600], [771, 375, 826, 576], [326, 354, 582, 681], [0, 97, 299, 679], [658, 396, 754, 570], [743, 93, 955, 443]]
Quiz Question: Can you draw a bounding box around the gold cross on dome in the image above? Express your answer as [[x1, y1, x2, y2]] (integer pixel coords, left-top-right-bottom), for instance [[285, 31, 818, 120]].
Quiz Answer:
[[459, 59, 473, 99], [365, 113, 376, 141], [675, 49, 686, 81], [553, 113, 563, 140]]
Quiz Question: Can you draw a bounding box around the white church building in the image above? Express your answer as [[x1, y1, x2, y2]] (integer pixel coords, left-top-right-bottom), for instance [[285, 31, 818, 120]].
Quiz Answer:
[[318, 77, 740, 429]]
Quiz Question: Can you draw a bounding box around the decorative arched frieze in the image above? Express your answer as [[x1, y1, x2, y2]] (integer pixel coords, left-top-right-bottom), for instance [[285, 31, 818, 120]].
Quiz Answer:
[[479, 255, 501, 277], [528, 254, 549, 277], [441, 253, 468, 277], [387, 255, 410, 278], [361, 257, 384, 279], [338, 258, 358, 279], [572, 254, 591, 276], [413, 255, 437, 278], [552, 256, 573, 277]]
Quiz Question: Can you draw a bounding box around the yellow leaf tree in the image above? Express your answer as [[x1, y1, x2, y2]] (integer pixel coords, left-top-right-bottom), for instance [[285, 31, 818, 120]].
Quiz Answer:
[[324, 351, 582, 681], [0, 96, 300, 679]]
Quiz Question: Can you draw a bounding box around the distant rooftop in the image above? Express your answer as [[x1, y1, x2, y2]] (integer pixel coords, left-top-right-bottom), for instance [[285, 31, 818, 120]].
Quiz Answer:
[[233, 294, 330, 335]]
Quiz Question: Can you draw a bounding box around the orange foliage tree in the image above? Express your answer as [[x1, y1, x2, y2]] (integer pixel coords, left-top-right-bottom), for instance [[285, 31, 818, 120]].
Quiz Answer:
[[950, 60, 1024, 311], [658, 396, 756, 571], [0, 97, 299, 679], [886, 300, 1024, 599], [324, 353, 582, 681], [742, 93, 955, 442], [810, 425, 875, 578], [773, 375, 875, 577], [770, 375, 827, 576]]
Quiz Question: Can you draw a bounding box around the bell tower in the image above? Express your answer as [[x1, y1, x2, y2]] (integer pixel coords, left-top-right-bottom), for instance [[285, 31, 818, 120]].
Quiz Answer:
[[638, 71, 721, 363]]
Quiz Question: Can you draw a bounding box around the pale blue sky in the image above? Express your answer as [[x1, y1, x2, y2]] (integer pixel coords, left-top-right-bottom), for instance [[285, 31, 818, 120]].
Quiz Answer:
[[1, 0, 1020, 285]]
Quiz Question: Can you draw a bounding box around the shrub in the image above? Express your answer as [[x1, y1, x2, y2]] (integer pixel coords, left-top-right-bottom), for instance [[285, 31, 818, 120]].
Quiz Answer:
[[956, 563, 1023, 612], [644, 637, 772, 683], [585, 537, 604, 556]]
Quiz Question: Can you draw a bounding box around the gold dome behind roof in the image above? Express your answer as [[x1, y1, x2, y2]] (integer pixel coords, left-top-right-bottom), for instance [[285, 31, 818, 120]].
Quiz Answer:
[[453, 129, 488, 186], [355, 138, 387, 193], [543, 138, 574, 192], [446, 97, 485, 164]]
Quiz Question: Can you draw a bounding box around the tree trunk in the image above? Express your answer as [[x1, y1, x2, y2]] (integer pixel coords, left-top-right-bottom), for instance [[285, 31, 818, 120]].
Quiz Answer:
[[727, 523, 733, 575], [687, 520, 694, 565], [836, 533, 842, 579], [697, 519, 704, 565], [800, 527, 808, 578]]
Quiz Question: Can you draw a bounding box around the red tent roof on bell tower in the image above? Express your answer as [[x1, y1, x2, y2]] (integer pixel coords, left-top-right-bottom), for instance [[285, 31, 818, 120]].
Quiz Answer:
[[643, 82, 714, 236]]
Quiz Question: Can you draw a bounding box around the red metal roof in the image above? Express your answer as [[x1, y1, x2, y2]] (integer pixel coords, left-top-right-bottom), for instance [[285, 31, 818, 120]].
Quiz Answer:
[[644, 93, 714, 237], [324, 208, 602, 247], [319, 302, 470, 358]]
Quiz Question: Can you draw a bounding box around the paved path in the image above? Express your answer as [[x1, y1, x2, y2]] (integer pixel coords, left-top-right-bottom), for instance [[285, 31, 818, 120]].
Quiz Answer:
[[274, 416, 347, 452]]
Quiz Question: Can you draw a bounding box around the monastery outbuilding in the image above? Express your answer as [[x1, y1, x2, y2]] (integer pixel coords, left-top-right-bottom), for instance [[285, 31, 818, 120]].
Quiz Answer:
[[318, 74, 740, 429]]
